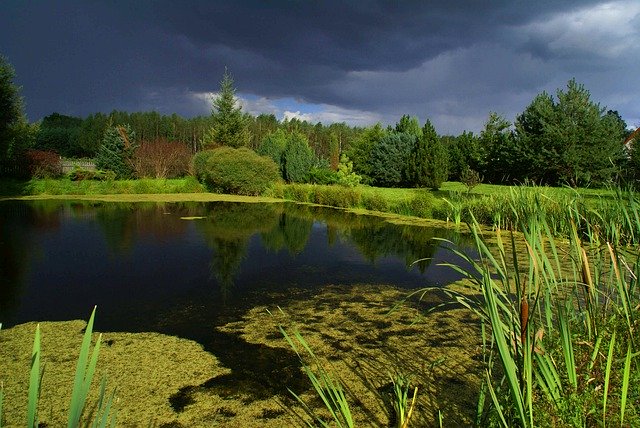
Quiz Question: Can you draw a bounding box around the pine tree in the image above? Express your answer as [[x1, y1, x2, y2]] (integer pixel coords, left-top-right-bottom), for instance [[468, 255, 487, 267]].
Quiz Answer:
[[207, 69, 251, 148]]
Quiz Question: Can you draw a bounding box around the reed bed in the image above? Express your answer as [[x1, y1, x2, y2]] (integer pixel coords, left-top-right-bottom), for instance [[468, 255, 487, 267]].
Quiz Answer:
[[420, 190, 639, 426]]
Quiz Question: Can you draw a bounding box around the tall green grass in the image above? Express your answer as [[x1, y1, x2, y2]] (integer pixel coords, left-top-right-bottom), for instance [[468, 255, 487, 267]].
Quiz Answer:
[[16, 177, 205, 196], [419, 190, 639, 426]]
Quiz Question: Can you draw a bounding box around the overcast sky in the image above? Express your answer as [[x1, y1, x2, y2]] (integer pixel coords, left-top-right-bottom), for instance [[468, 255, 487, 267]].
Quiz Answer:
[[1, 1, 639, 134]]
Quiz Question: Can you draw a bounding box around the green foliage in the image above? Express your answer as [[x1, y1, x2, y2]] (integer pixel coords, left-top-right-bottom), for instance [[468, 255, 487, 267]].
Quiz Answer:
[[308, 166, 340, 185], [206, 69, 251, 148], [515, 80, 626, 186], [409, 120, 448, 189], [282, 183, 315, 202], [395, 115, 422, 139], [361, 191, 390, 212], [257, 129, 288, 175], [194, 147, 280, 195], [446, 131, 482, 180], [347, 123, 386, 184], [0, 55, 30, 168], [67, 168, 116, 182], [190, 150, 214, 183], [35, 113, 86, 158], [629, 141, 640, 184], [415, 192, 640, 427], [460, 167, 482, 192], [95, 125, 136, 179], [369, 132, 415, 187], [282, 132, 314, 183], [312, 185, 362, 208], [479, 112, 521, 184], [336, 154, 361, 187], [20, 177, 204, 196]]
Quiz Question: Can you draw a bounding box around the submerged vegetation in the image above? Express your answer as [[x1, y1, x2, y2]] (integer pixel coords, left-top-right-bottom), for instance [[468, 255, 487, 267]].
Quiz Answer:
[[0, 187, 638, 426], [271, 188, 639, 426]]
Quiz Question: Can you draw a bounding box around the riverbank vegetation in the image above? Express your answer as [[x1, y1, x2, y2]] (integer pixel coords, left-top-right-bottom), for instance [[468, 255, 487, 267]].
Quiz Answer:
[[1, 57, 638, 426]]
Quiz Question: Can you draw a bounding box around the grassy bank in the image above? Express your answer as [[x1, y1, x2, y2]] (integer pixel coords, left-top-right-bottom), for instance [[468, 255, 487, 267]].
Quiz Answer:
[[3, 177, 637, 241], [0, 177, 206, 197]]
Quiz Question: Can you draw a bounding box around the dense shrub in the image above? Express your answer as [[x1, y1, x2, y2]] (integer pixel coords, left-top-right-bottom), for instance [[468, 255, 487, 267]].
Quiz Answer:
[[131, 138, 191, 178], [68, 168, 115, 181], [283, 183, 314, 202], [190, 150, 214, 182], [25, 149, 62, 178], [192, 147, 280, 196], [408, 193, 438, 218], [361, 191, 389, 212], [257, 129, 287, 175], [312, 185, 361, 208], [308, 166, 339, 185]]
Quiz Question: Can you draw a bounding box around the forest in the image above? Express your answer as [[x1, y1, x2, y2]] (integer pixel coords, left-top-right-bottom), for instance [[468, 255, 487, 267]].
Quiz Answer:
[[2, 56, 639, 191]]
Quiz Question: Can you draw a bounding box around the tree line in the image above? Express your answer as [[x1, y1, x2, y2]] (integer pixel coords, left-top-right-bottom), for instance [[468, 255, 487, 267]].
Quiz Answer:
[[1, 54, 638, 188]]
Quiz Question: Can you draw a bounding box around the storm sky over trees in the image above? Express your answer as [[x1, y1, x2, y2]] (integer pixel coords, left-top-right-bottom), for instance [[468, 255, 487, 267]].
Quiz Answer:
[[1, 0, 639, 133]]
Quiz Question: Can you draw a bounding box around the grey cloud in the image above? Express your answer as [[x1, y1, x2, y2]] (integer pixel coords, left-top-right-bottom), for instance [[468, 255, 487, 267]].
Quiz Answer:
[[1, 0, 637, 133]]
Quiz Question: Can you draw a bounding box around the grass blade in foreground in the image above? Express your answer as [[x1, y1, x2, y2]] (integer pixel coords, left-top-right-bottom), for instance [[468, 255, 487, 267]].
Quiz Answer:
[[27, 324, 41, 428], [271, 308, 355, 428], [68, 306, 102, 428]]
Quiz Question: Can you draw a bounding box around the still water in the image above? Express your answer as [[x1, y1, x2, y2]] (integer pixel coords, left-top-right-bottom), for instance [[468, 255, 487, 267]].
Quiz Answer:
[[0, 199, 472, 337], [1, 199, 483, 425]]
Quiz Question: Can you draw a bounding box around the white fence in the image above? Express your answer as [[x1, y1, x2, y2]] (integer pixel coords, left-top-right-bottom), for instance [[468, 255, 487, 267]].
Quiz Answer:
[[60, 159, 96, 173]]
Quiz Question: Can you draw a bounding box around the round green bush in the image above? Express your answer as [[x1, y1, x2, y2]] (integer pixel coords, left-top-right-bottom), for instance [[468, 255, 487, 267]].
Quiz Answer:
[[192, 147, 280, 196]]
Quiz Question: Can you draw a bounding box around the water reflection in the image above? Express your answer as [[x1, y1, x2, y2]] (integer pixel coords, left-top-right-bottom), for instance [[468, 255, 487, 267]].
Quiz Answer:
[[0, 199, 474, 332]]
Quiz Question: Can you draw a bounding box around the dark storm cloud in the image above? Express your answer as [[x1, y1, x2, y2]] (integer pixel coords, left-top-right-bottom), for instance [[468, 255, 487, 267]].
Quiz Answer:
[[1, 0, 638, 133]]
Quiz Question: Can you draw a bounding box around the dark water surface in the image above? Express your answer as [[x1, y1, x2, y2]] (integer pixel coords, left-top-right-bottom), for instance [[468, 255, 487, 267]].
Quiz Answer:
[[0, 199, 473, 340]]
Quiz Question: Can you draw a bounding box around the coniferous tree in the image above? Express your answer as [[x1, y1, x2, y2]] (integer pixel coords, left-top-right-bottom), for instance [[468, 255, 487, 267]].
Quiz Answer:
[[479, 112, 521, 183], [206, 69, 251, 148], [282, 132, 314, 183], [348, 123, 386, 184], [95, 125, 136, 178], [0, 55, 30, 165], [257, 129, 288, 177], [409, 120, 448, 189], [369, 132, 414, 187], [395, 115, 422, 139], [515, 80, 626, 186]]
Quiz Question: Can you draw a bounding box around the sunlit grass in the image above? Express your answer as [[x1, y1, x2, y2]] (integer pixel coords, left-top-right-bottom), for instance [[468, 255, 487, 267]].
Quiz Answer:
[[413, 190, 639, 426]]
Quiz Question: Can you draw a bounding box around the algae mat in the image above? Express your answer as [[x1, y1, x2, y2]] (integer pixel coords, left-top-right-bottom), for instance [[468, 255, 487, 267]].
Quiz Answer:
[[0, 285, 482, 427]]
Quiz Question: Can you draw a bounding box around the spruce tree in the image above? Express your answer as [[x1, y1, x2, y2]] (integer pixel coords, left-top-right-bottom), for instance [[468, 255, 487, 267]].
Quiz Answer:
[[95, 125, 136, 178], [207, 69, 251, 148]]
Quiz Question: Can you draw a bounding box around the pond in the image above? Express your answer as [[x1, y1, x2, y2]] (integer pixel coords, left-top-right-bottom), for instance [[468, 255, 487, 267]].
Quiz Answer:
[[0, 199, 483, 426]]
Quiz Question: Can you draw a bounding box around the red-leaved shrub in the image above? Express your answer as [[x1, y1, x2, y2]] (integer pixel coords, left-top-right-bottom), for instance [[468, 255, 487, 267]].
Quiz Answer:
[[131, 138, 192, 178], [26, 150, 62, 178]]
